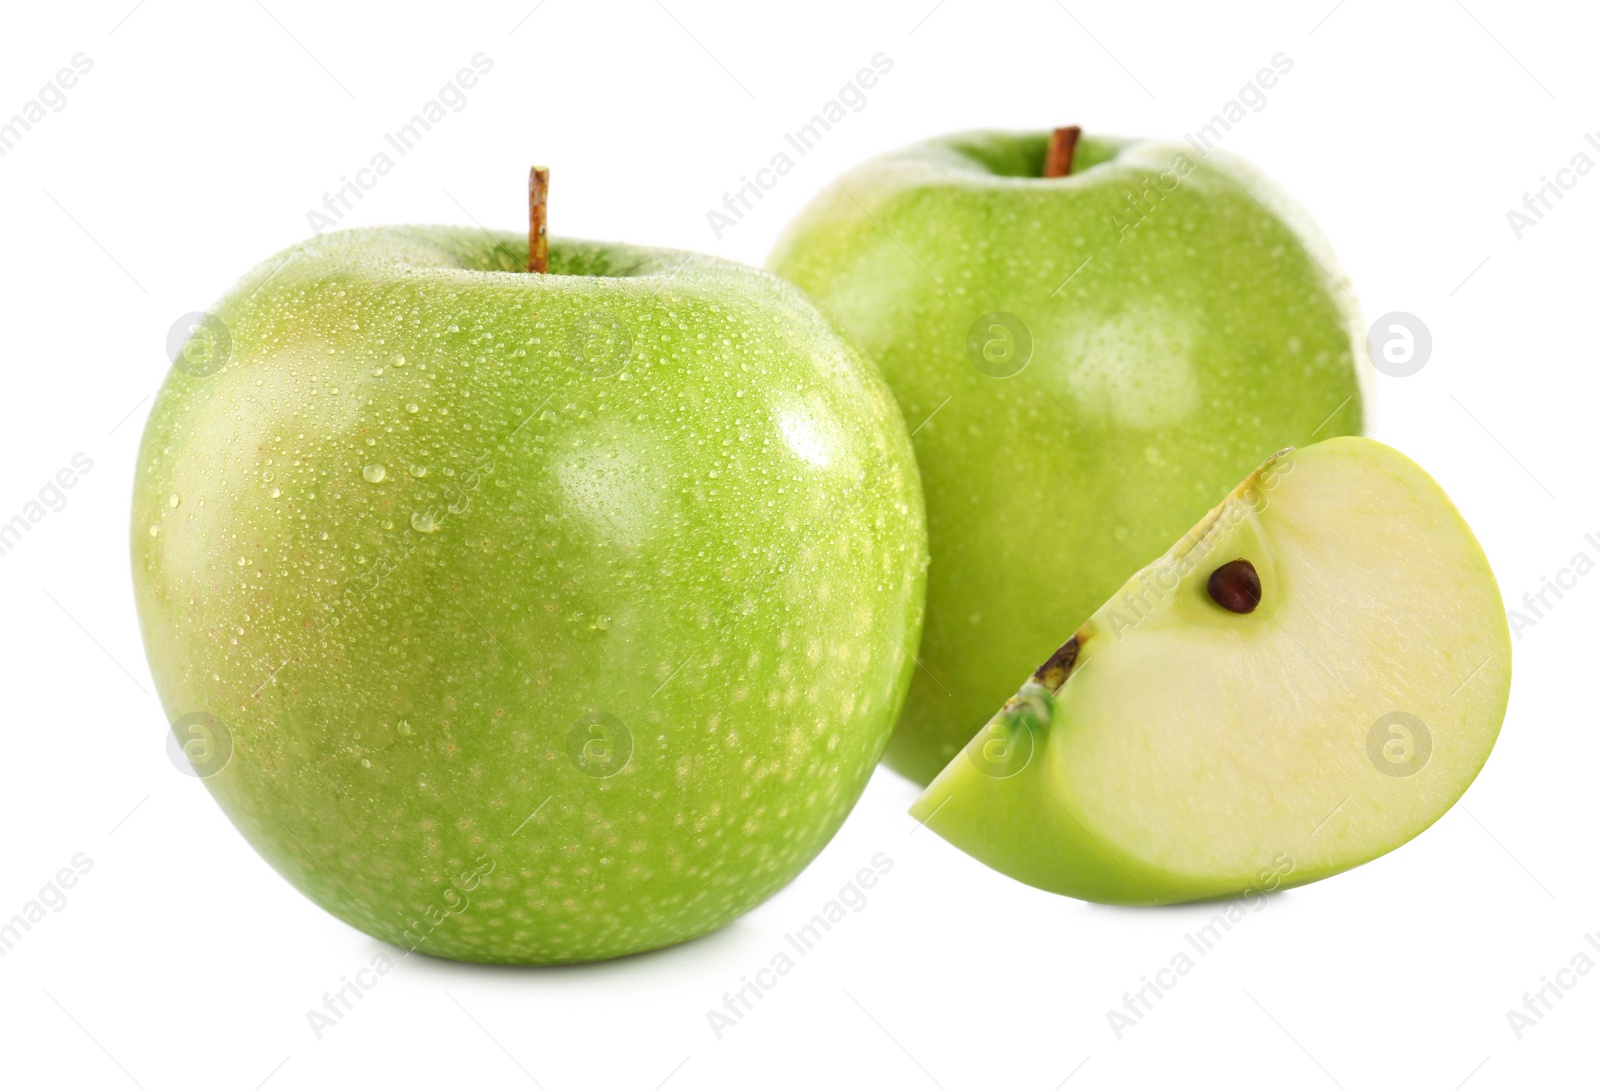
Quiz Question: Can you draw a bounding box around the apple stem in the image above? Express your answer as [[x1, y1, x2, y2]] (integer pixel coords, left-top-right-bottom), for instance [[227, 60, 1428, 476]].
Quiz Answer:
[[528, 166, 550, 274], [1043, 126, 1081, 179]]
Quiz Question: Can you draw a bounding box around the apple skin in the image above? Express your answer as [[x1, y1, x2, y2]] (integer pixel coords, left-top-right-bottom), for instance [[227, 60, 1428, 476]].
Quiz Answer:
[[770, 130, 1369, 784], [133, 227, 927, 964]]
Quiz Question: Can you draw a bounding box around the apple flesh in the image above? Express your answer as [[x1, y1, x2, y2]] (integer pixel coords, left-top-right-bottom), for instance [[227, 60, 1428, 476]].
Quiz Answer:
[[770, 129, 1369, 784], [133, 227, 927, 963], [910, 437, 1510, 904]]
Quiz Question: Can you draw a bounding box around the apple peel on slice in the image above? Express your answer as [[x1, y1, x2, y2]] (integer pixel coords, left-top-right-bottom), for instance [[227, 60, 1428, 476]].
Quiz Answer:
[[909, 436, 1511, 905]]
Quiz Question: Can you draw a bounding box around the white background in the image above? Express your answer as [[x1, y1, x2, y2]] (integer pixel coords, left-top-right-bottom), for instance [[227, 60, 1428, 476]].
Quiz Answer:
[[0, 1, 1595, 1087]]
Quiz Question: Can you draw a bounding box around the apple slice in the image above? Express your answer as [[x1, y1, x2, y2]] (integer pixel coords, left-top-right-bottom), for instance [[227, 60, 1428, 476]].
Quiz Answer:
[[909, 437, 1511, 904]]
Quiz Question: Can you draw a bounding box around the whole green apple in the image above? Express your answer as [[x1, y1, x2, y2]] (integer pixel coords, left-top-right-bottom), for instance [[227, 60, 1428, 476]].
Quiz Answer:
[[769, 129, 1368, 784], [133, 225, 927, 963]]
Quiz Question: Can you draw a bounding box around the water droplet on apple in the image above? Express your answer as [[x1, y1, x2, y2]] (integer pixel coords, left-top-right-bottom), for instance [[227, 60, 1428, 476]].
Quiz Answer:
[[148, 525, 159, 536], [363, 463, 387, 483], [391, 353, 407, 367], [405, 402, 419, 413], [371, 366, 384, 377], [168, 493, 180, 508], [270, 487, 282, 498], [411, 509, 441, 533], [409, 464, 427, 478]]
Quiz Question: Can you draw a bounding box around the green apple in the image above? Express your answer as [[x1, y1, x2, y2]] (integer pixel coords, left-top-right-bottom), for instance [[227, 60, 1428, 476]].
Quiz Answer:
[[133, 225, 927, 963], [910, 437, 1511, 904], [769, 129, 1369, 783]]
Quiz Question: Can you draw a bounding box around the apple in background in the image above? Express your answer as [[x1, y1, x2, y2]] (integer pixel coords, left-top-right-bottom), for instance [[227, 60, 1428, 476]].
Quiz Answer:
[[770, 128, 1369, 784], [133, 216, 927, 963], [911, 437, 1511, 904]]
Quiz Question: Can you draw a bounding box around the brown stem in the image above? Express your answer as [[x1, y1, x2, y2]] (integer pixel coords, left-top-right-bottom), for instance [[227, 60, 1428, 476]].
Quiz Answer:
[[1043, 126, 1081, 179], [528, 166, 549, 274]]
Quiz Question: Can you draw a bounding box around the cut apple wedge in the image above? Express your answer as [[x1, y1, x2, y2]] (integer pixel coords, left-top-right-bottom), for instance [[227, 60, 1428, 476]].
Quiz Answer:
[[909, 437, 1511, 905]]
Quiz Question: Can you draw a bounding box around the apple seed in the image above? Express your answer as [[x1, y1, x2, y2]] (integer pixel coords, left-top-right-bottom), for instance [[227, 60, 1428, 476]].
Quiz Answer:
[[1207, 559, 1261, 614], [1031, 635, 1080, 689]]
